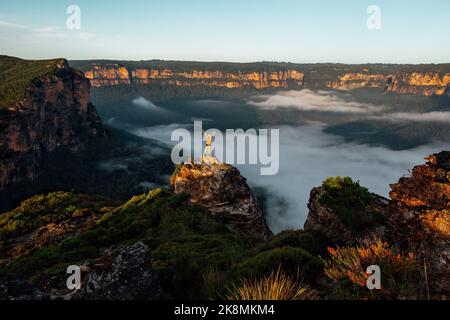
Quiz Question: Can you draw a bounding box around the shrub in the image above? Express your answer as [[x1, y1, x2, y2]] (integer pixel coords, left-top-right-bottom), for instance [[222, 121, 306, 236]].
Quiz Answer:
[[2, 189, 252, 299], [322, 240, 419, 299], [226, 266, 318, 300], [260, 230, 330, 255], [229, 247, 322, 285], [320, 176, 373, 231]]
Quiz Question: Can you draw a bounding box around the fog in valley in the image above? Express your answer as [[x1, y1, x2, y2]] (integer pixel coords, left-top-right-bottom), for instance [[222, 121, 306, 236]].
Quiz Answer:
[[95, 90, 450, 233]]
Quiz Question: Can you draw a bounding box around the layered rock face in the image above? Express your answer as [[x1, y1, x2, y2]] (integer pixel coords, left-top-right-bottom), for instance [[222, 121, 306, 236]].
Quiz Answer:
[[170, 162, 272, 239], [83, 64, 304, 90], [0, 59, 106, 191], [328, 71, 450, 96], [73, 61, 450, 97], [387, 151, 450, 299]]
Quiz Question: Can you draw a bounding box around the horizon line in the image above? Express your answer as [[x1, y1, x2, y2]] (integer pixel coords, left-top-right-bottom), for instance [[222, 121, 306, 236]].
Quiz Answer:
[[3, 54, 450, 66]]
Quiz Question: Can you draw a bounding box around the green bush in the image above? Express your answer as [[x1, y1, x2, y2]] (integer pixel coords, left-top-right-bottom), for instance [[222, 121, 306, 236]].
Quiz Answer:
[[319, 176, 373, 231], [1, 189, 253, 299], [229, 247, 323, 285], [259, 230, 330, 255], [0, 192, 114, 239]]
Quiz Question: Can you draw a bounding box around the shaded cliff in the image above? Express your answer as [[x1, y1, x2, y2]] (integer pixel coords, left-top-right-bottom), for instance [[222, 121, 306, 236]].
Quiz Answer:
[[0, 56, 107, 209], [70, 60, 450, 98]]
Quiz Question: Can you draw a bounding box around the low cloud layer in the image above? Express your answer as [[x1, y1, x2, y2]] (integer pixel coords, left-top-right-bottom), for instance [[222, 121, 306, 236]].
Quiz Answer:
[[236, 125, 450, 233], [132, 96, 165, 111], [372, 111, 450, 123], [128, 122, 450, 234], [132, 123, 191, 145], [248, 89, 450, 124], [248, 89, 383, 114]]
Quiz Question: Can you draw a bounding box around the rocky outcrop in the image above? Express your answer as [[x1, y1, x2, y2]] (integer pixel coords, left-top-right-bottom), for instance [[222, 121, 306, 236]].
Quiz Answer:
[[0, 58, 106, 195], [386, 72, 450, 96], [387, 151, 450, 299], [304, 187, 388, 245], [73, 242, 165, 300], [304, 151, 450, 299], [170, 162, 272, 239], [83, 64, 304, 90], [328, 71, 450, 96]]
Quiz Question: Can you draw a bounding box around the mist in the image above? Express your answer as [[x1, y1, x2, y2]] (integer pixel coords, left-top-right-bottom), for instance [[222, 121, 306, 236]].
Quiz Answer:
[[248, 89, 384, 114], [128, 121, 450, 234], [237, 125, 450, 233], [107, 91, 450, 234]]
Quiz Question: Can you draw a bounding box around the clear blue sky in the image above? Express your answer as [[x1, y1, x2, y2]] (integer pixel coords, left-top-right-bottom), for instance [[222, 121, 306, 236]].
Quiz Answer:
[[1, 0, 449, 63]]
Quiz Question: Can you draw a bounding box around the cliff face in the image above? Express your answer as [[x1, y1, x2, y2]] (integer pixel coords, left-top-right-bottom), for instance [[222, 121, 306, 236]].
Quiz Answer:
[[72, 61, 450, 97], [387, 151, 450, 299], [0, 58, 106, 191], [328, 71, 450, 96], [170, 162, 272, 239], [84, 64, 304, 90]]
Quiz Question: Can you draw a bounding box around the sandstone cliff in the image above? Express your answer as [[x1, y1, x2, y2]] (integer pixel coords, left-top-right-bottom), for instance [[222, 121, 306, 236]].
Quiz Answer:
[[170, 162, 272, 239], [71, 60, 450, 97], [83, 63, 304, 90], [387, 151, 450, 299], [0, 57, 106, 197], [328, 71, 450, 96]]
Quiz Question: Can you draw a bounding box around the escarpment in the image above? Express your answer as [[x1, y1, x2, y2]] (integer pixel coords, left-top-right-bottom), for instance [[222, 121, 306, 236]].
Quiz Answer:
[[83, 63, 304, 90], [328, 71, 450, 96], [71, 60, 450, 97], [0, 56, 106, 209]]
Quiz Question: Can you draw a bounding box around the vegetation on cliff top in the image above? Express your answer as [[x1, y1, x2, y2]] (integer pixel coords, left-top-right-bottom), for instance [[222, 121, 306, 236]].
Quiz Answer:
[[70, 59, 450, 75], [0, 55, 65, 109], [0, 180, 433, 299], [0, 188, 327, 299], [319, 176, 373, 231]]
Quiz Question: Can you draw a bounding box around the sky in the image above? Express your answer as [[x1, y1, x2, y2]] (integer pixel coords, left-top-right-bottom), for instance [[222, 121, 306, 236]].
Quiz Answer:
[[0, 0, 449, 63]]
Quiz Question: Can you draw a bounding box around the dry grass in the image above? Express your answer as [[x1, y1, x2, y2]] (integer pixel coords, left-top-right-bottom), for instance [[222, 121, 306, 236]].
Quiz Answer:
[[226, 266, 318, 300]]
